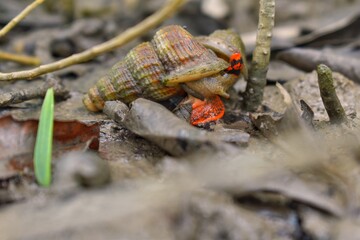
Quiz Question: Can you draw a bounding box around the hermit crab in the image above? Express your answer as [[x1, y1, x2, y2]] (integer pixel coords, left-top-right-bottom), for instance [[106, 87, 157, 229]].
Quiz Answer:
[[83, 25, 247, 125]]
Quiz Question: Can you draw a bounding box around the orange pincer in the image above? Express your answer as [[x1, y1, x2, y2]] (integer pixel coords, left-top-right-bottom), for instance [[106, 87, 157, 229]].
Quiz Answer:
[[190, 95, 225, 126]]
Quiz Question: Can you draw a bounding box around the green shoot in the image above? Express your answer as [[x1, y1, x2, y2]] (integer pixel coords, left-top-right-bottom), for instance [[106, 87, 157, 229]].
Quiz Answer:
[[34, 87, 54, 187]]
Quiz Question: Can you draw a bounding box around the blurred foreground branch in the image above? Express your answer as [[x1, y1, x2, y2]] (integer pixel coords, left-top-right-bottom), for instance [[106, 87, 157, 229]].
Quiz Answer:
[[0, 0, 186, 81], [0, 0, 45, 38], [243, 0, 275, 111]]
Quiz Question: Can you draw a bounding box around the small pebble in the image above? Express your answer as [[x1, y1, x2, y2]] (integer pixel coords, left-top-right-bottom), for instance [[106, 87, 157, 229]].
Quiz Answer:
[[201, 0, 230, 19]]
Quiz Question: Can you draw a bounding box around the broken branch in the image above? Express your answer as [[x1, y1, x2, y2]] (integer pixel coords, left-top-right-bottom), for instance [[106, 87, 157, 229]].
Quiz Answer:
[[0, 74, 69, 107], [316, 64, 347, 124]]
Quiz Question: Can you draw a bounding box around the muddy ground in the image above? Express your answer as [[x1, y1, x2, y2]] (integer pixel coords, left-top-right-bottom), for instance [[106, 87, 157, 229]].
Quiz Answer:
[[1, 0, 360, 239]]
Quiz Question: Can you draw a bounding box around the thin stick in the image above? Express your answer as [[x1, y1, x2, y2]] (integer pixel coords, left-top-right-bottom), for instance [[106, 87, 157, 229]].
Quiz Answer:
[[0, 0, 186, 81], [0, 0, 45, 38], [243, 0, 275, 111], [0, 50, 41, 66]]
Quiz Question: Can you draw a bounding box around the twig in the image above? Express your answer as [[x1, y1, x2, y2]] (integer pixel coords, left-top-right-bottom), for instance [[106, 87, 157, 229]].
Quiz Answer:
[[0, 0, 186, 81], [0, 74, 69, 107], [316, 64, 347, 124], [300, 99, 314, 128], [243, 0, 275, 111], [0, 50, 41, 66], [0, 0, 45, 38]]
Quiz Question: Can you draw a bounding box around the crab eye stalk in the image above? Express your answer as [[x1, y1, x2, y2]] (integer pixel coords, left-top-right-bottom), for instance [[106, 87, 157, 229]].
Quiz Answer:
[[225, 52, 243, 76]]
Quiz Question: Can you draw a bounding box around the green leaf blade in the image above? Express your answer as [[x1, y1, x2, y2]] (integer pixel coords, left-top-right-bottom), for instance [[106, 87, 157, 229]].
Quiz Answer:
[[34, 88, 54, 187]]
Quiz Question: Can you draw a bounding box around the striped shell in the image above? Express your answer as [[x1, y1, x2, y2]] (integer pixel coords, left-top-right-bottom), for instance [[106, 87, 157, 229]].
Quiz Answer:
[[83, 25, 237, 112]]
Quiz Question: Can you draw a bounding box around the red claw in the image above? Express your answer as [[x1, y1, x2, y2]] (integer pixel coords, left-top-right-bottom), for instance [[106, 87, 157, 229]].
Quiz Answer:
[[190, 95, 225, 126], [226, 52, 243, 76]]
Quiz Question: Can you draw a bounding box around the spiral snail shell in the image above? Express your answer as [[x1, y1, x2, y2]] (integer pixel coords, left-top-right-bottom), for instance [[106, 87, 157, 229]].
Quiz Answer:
[[83, 25, 247, 112]]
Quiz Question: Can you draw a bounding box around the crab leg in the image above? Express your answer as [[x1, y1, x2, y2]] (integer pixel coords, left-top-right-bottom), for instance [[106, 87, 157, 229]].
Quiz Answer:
[[190, 95, 225, 126]]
